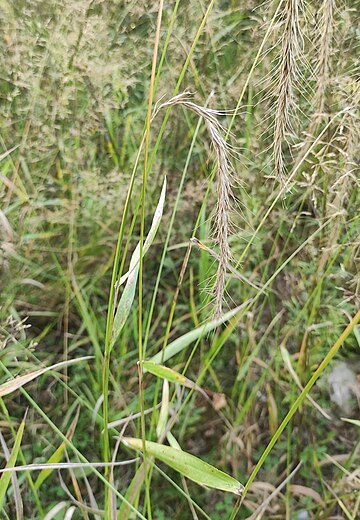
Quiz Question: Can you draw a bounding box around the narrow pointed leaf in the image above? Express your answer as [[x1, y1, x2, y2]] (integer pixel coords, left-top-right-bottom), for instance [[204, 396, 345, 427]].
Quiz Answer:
[[0, 432, 23, 520], [166, 431, 181, 450], [118, 177, 167, 287], [117, 463, 145, 520], [280, 346, 331, 420], [34, 407, 80, 490], [43, 502, 68, 520], [341, 418, 360, 427], [122, 437, 243, 495], [149, 302, 248, 365], [0, 417, 25, 509], [0, 145, 19, 162], [157, 379, 169, 439], [0, 356, 92, 398], [111, 178, 166, 348], [143, 361, 206, 397]]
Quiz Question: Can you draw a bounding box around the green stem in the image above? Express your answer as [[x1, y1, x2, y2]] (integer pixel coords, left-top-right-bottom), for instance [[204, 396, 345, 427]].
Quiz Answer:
[[138, 2, 164, 518]]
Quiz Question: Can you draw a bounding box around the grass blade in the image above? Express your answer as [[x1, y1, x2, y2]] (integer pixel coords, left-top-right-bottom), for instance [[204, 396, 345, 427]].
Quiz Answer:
[[111, 177, 166, 348], [117, 463, 145, 520], [0, 431, 23, 519], [156, 380, 169, 440], [34, 407, 80, 490], [0, 357, 92, 398], [341, 418, 360, 427], [149, 303, 249, 365], [122, 437, 243, 495], [43, 502, 68, 520], [143, 361, 207, 397], [0, 415, 26, 510]]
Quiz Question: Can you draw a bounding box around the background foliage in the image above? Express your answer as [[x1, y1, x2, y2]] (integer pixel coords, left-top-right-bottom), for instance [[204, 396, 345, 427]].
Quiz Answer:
[[0, 0, 359, 518]]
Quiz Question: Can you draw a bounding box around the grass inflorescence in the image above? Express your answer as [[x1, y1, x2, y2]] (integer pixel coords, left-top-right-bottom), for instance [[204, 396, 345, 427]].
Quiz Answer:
[[0, 1, 359, 519]]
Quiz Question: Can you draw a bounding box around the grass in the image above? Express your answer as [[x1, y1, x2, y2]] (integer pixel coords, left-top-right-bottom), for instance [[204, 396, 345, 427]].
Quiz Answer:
[[0, 0, 359, 519]]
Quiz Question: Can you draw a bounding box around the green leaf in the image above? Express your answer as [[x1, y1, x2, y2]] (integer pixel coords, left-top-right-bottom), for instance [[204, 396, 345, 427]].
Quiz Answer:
[[149, 303, 248, 365], [157, 380, 169, 439], [117, 463, 145, 520], [143, 361, 206, 397], [166, 431, 181, 450], [111, 178, 166, 348], [122, 437, 243, 495], [34, 407, 80, 490], [0, 416, 25, 509]]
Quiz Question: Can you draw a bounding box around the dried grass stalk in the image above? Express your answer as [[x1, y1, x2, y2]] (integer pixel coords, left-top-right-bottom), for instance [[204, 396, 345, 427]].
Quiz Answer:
[[293, 0, 335, 169], [314, 0, 336, 118], [154, 92, 237, 316], [273, 0, 303, 186], [318, 99, 359, 273]]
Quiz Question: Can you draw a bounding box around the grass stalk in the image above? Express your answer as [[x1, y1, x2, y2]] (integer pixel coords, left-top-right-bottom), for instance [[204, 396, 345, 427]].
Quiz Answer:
[[138, 2, 164, 518]]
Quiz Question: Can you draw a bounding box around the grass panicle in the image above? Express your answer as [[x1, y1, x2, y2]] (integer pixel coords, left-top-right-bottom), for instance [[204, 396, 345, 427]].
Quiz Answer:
[[155, 92, 238, 316], [273, 0, 303, 187], [314, 0, 336, 119]]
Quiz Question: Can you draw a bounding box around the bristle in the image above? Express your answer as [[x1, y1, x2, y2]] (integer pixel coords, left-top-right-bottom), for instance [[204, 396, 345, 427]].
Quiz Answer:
[[314, 0, 336, 118], [155, 93, 236, 316], [273, 0, 303, 187]]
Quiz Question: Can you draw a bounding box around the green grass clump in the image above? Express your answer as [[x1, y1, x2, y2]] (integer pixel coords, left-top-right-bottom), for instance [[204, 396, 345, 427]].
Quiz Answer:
[[0, 0, 359, 519]]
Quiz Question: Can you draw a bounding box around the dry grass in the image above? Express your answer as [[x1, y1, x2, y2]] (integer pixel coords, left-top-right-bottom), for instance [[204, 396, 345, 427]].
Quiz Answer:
[[273, 0, 303, 187], [154, 92, 238, 317], [314, 0, 336, 119], [0, 0, 359, 518]]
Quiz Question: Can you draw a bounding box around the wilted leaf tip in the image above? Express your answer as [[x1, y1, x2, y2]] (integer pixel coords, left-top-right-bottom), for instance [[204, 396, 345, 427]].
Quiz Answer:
[[237, 484, 244, 495]]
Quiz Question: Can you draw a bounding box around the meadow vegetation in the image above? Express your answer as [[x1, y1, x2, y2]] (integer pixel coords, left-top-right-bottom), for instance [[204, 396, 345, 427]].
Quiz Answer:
[[0, 0, 359, 518]]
